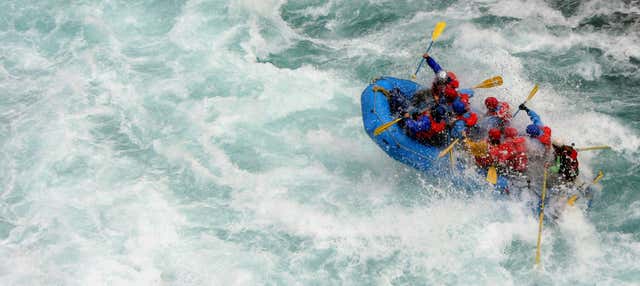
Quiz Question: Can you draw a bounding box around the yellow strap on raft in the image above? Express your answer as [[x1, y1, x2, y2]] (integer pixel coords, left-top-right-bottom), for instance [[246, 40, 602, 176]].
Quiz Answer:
[[372, 86, 391, 98]]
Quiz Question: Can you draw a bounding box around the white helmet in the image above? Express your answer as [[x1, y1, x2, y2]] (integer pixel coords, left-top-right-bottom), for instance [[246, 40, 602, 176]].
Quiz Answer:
[[436, 70, 448, 84]]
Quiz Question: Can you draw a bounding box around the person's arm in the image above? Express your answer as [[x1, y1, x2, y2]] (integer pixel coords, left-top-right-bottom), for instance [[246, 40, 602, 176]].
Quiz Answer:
[[457, 89, 474, 97], [405, 116, 431, 134], [423, 53, 442, 74], [451, 120, 466, 139], [463, 112, 478, 127], [526, 108, 543, 126]]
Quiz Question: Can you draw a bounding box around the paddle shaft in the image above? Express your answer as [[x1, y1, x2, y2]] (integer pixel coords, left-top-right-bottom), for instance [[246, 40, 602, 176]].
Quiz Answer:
[[535, 168, 549, 266], [513, 85, 539, 118], [513, 99, 531, 118], [413, 41, 435, 78], [512, 109, 522, 118], [576, 145, 611, 152]]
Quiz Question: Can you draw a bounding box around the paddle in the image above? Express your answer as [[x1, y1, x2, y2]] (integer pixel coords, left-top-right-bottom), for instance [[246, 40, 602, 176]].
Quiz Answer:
[[439, 137, 496, 183], [411, 22, 447, 80], [438, 138, 460, 158], [535, 167, 549, 267], [575, 145, 611, 152], [373, 76, 503, 136], [512, 84, 539, 118], [486, 166, 498, 185], [473, 76, 503, 89], [449, 145, 456, 170], [567, 170, 604, 206], [373, 117, 403, 136]]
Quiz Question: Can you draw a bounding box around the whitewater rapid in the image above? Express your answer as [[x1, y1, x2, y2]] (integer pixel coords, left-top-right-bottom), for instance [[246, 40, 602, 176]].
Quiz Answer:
[[1, 0, 639, 285]]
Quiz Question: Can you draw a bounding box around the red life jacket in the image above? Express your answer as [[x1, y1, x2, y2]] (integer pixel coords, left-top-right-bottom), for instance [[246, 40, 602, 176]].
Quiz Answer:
[[538, 126, 552, 146], [415, 115, 446, 140], [475, 156, 493, 168], [509, 153, 528, 172], [459, 93, 470, 105], [456, 112, 478, 127], [505, 137, 528, 172], [444, 87, 458, 102], [489, 142, 514, 166], [447, 71, 459, 89], [555, 145, 579, 181], [507, 137, 527, 153], [496, 102, 512, 120]]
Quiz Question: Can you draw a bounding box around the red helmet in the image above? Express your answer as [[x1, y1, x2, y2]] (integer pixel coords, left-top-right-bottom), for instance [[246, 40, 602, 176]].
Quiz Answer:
[[447, 71, 459, 88], [485, 97, 499, 110], [488, 128, 502, 141], [504, 127, 518, 138], [445, 87, 458, 100]]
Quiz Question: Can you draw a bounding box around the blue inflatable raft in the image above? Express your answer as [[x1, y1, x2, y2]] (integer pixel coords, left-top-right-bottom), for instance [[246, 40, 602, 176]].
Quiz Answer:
[[360, 76, 508, 188], [361, 77, 442, 172], [361, 77, 599, 217]]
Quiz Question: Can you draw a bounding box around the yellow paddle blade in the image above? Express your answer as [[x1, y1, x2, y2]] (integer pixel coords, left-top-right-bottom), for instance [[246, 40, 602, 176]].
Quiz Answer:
[[438, 138, 459, 158], [593, 170, 604, 184], [576, 145, 611, 152], [568, 171, 604, 206], [525, 84, 539, 103], [486, 166, 498, 185], [373, 117, 402, 136], [473, 76, 503, 89], [567, 195, 578, 206], [431, 22, 446, 41]]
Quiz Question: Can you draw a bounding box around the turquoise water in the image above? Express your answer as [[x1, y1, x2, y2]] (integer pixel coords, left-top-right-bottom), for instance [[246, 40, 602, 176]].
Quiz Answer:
[[1, 0, 639, 285]]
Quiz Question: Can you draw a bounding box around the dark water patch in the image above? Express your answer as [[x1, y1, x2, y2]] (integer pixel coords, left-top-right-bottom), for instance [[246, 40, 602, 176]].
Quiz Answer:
[[38, 20, 84, 57], [52, 155, 90, 180], [261, 40, 335, 69], [545, 0, 581, 18], [187, 69, 265, 99], [589, 155, 640, 234], [131, 60, 174, 78], [102, 0, 186, 37], [223, 228, 310, 258], [514, 46, 640, 125], [471, 14, 521, 29], [280, 1, 447, 39], [576, 12, 640, 34], [180, 206, 240, 232], [168, 165, 233, 203], [220, 138, 269, 173], [87, 113, 149, 155], [501, 240, 534, 273], [337, 7, 403, 38], [0, 220, 15, 240], [354, 57, 396, 83], [280, 0, 334, 38], [269, 108, 349, 132], [142, 94, 190, 134], [122, 41, 169, 58]]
